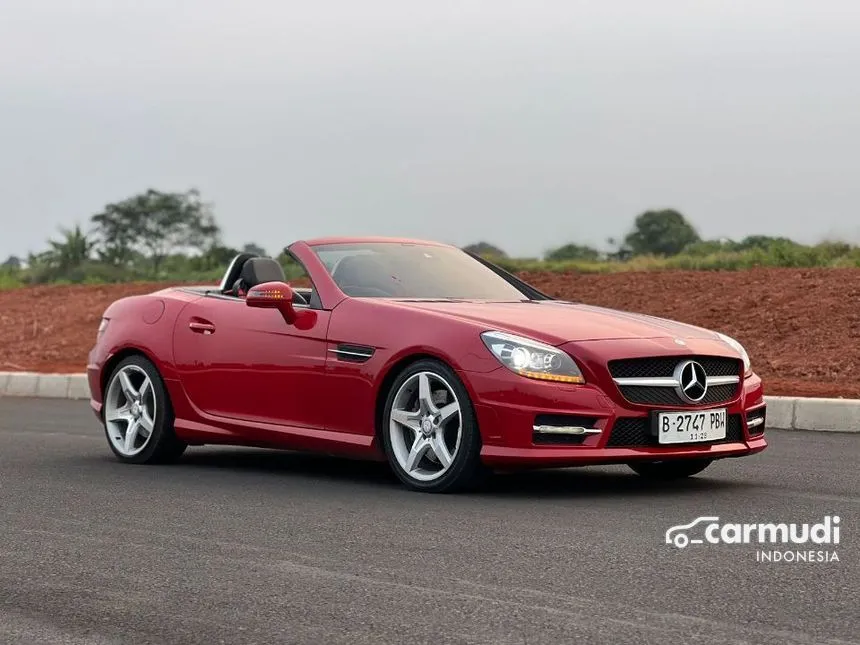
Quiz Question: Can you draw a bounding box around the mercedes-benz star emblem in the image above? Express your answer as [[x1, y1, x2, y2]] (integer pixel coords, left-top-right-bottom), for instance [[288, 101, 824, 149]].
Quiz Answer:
[[674, 360, 708, 403]]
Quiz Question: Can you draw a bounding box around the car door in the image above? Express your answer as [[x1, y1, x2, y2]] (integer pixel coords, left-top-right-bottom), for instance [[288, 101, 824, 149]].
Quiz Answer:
[[172, 292, 331, 432]]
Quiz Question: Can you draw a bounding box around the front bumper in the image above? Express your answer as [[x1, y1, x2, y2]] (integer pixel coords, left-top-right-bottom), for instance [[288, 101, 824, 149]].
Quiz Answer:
[[466, 366, 767, 468]]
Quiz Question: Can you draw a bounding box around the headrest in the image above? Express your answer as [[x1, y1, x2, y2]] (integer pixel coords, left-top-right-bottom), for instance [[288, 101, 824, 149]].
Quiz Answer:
[[332, 255, 389, 284], [240, 257, 286, 287]]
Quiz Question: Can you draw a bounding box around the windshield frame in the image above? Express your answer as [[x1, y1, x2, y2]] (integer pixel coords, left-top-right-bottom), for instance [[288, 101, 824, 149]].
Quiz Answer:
[[308, 241, 554, 302]]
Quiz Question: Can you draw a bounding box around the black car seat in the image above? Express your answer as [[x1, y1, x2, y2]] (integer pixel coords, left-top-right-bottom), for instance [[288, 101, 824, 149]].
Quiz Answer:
[[331, 255, 400, 297], [229, 257, 307, 306], [219, 252, 257, 294]]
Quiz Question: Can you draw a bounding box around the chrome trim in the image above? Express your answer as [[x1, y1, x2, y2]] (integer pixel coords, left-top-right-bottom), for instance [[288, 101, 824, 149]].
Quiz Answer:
[[328, 348, 374, 358], [612, 377, 679, 387], [533, 425, 602, 436], [706, 375, 742, 386], [746, 416, 765, 429], [612, 375, 740, 387]]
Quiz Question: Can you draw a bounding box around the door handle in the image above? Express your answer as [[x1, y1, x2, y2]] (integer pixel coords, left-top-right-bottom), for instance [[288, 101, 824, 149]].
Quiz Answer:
[[189, 320, 216, 334]]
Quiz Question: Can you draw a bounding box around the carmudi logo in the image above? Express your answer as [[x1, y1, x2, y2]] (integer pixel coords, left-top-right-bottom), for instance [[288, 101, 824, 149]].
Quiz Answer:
[[665, 516, 841, 563]]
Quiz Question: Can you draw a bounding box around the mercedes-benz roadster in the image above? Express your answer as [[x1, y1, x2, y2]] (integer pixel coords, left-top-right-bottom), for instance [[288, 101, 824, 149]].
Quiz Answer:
[[88, 237, 767, 492]]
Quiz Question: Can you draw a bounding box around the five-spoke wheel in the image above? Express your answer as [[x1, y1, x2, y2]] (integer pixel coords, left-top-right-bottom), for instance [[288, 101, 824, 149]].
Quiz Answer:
[[104, 363, 157, 457], [382, 359, 483, 492], [389, 371, 462, 482], [102, 355, 187, 464]]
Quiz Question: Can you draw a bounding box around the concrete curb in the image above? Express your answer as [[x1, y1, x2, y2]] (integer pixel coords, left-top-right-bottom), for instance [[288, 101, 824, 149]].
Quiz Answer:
[[763, 395, 860, 433], [0, 371, 858, 433], [0, 372, 91, 400]]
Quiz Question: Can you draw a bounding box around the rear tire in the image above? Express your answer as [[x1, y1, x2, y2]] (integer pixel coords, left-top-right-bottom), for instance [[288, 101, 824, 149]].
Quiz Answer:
[[627, 458, 713, 480], [102, 355, 187, 464], [381, 359, 484, 493]]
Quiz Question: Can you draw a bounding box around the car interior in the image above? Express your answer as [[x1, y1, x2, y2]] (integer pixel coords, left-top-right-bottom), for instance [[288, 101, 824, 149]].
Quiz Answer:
[[329, 254, 403, 297]]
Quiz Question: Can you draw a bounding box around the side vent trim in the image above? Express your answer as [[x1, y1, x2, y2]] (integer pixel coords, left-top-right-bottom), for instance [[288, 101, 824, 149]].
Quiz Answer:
[[329, 344, 375, 363]]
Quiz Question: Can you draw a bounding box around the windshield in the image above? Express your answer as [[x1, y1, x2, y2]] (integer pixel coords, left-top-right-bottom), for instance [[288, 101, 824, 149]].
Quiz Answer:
[[312, 242, 528, 300]]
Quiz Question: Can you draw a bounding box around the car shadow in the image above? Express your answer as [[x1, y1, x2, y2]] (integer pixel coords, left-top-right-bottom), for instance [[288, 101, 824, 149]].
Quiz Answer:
[[172, 447, 402, 488], [476, 466, 749, 499], [152, 447, 752, 499]]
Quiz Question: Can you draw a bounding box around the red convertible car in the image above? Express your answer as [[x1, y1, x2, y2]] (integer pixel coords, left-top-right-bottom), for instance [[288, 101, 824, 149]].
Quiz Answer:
[[88, 237, 767, 492]]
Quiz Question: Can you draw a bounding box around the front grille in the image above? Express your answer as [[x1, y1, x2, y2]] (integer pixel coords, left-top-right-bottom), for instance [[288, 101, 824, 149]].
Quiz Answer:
[[608, 355, 741, 408], [606, 414, 744, 448], [608, 356, 741, 379], [619, 383, 739, 406]]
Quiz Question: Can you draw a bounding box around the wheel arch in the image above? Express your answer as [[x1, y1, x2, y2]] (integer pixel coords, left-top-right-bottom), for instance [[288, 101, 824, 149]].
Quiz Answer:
[[372, 351, 482, 453], [373, 353, 438, 450], [100, 346, 161, 406]]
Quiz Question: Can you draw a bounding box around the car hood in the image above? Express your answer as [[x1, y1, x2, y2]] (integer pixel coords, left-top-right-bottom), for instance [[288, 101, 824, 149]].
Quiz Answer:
[[388, 299, 720, 345]]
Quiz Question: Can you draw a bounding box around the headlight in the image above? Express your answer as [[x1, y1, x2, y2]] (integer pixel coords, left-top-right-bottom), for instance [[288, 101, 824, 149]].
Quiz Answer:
[[717, 332, 751, 376], [480, 330, 585, 384]]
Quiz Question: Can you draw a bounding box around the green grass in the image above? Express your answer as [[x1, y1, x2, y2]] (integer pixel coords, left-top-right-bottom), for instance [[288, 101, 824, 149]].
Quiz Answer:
[[494, 245, 860, 274], [0, 273, 23, 290]]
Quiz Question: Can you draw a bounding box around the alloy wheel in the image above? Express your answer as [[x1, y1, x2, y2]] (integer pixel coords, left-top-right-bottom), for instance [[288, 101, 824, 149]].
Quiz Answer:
[[104, 364, 157, 458], [388, 371, 462, 482]]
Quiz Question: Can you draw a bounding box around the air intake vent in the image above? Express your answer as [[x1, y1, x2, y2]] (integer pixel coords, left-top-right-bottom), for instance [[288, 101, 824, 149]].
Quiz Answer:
[[606, 415, 744, 447], [746, 408, 766, 435], [329, 344, 375, 363]]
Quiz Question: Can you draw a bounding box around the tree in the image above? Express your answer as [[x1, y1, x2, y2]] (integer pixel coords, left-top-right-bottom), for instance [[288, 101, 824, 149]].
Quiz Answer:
[[23, 225, 97, 283], [242, 242, 267, 257], [462, 242, 507, 258], [2, 255, 21, 270], [604, 237, 633, 261], [682, 239, 738, 256], [41, 224, 95, 270], [623, 209, 700, 256], [91, 188, 220, 275], [735, 235, 798, 251], [544, 243, 601, 262], [188, 244, 241, 272]]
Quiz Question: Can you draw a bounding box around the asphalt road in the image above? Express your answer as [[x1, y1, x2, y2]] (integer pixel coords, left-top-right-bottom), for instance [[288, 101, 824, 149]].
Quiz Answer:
[[0, 398, 857, 645]]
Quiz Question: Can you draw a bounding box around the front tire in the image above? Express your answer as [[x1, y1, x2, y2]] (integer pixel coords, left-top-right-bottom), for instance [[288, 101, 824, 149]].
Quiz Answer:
[[627, 458, 713, 480], [102, 355, 187, 464], [381, 359, 484, 493]]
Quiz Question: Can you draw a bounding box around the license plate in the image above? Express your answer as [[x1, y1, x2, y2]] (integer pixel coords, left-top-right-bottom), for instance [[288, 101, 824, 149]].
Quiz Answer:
[[656, 408, 727, 444]]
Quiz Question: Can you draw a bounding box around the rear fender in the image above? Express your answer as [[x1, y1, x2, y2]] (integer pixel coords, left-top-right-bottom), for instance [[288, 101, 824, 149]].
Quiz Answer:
[[92, 291, 202, 397]]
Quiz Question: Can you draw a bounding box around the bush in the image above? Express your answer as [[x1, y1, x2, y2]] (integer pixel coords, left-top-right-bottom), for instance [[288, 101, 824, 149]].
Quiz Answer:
[[3, 238, 860, 290], [544, 243, 601, 262], [0, 270, 23, 290], [497, 241, 860, 274]]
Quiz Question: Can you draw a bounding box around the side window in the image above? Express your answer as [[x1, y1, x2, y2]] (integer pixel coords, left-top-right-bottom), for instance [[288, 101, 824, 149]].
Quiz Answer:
[[277, 251, 320, 309], [279, 253, 310, 284]]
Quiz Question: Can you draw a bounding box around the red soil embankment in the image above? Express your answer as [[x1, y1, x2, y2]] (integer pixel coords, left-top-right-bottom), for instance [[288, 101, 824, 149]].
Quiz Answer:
[[2, 268, 859, 397]]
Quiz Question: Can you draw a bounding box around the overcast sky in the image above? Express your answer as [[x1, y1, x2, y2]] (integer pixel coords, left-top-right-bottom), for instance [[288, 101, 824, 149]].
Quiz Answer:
[[1, 0, 858, 259]]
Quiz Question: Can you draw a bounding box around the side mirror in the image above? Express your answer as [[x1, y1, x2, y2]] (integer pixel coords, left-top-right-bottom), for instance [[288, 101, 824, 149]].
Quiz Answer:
[[245, 281, 297, 324]]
